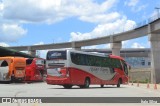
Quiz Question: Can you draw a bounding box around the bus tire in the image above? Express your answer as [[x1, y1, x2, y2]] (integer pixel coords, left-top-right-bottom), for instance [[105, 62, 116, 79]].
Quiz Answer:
[[11, 76, 15, 83], [100, 85, 104, 88], [84, 78, 90, 88], [117, 79, 121, 88], [6, 81, 11, 84], [79, 85, 84, 88], [63, 85, 72, 89], [0, 81, 11, 84]]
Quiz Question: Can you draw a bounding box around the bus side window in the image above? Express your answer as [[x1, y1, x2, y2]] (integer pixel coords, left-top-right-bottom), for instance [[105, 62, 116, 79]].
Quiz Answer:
[[71, 53, 78, 65], [110, 68, 115, 73]]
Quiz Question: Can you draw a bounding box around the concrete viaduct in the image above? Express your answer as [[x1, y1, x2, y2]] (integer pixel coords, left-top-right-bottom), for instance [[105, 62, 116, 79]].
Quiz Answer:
[[83, 48, 150, 57], [8, 16, 160, 83]]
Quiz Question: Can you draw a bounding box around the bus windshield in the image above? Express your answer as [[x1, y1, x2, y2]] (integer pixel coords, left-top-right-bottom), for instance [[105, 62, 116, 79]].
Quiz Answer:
[[36, 59, 44, 65], [46, 50, 67, 76], [26, 58, 33, 65], [46, 51, 66, 60]]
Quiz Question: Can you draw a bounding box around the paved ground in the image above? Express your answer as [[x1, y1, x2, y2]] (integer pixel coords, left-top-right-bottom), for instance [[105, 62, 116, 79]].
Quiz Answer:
[[0, 82, 160, 97], [0, 82, 160, 106]]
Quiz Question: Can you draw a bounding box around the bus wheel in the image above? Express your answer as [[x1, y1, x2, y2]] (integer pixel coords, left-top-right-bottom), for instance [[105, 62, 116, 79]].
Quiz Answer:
[[117, 79, 121, 88], [100, 85, 104, 88], [63, 85, 72, 89], [79, 85, 84, 88], [84, 78, 90, 88], [11, 76, 15, 83]]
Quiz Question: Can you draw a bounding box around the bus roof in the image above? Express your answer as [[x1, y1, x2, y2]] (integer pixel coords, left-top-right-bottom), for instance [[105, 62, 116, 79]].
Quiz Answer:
[[47, 49, 125, 60], [0, 46, 34, 58], [67, 49, 109, 57], [0, 56, 26, 60], [25, 57, 45, 60]]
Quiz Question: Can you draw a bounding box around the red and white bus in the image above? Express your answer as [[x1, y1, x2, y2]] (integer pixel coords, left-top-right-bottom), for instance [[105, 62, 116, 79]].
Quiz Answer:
[[25, 58, 46, 82], [46, 50, 129, 88]]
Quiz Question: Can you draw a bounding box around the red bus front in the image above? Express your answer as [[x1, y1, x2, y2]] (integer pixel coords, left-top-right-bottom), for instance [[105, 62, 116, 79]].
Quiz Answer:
[[25, 58, 45, 82]]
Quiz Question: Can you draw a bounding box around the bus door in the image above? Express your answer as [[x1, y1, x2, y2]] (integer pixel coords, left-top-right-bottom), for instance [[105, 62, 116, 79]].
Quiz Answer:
[[122, 61, 129, 76], [121, 61, 129, 83]]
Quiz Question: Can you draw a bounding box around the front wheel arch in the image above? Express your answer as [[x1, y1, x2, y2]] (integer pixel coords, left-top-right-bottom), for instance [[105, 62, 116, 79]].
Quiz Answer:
[[80, 77, 90, 88]]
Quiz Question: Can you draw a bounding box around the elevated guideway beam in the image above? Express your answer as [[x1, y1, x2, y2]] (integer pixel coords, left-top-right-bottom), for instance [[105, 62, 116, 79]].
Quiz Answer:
[[8, 19, 160, 51]]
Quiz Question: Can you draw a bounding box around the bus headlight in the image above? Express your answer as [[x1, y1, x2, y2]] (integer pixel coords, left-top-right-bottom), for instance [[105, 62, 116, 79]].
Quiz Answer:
[[3, 73, 7, 79]]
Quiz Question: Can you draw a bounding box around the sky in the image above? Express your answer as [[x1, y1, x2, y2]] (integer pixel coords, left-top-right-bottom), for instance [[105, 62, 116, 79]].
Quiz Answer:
[[0, 0, 160, 58]]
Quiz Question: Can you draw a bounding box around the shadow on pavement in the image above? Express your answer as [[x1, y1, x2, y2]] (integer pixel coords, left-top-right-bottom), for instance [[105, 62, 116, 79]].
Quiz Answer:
[[49, 86, 126, 89]]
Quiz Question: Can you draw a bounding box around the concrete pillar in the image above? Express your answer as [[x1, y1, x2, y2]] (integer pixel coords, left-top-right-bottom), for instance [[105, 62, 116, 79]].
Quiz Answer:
[[110, 41, 122, 56], [27, 46, 36, 57], [149, 33, 160, 83], [71, 41, 81, 50]]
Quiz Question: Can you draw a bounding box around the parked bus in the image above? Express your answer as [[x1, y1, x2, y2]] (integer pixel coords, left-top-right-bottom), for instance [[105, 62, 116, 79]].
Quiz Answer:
[[0, 57, 26, 82], [46, 50, 130, 88], [25, 58, 46, 82]]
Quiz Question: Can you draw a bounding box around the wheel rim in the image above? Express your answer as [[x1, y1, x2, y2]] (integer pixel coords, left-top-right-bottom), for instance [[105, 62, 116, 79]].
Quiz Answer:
[[85, 79, 89, 87], [117, 80, 120, 87]]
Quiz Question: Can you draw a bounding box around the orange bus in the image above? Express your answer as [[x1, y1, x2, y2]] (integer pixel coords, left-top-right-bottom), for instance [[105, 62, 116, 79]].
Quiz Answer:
[[0, 57, 26, 83]]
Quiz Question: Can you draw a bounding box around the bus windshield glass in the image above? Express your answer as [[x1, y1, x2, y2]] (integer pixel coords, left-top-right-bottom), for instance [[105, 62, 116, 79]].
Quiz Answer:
[[36, 59, 44, 65], [46, 51, 66, 60]]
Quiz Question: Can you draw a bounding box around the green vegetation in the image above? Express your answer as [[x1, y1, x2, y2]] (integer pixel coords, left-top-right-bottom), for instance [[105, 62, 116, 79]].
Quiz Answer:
[[130, 78, 150, 83]]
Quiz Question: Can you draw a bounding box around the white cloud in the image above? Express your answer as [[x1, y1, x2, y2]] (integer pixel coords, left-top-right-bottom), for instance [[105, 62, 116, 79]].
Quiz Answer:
[[2, 0, 117, 24], [131, 42, 145, 48], [124, 0, 147, 12], [0, 2, 4, 11], [0, 23, 27, 42], [70, 16, 136, 41], [125, 0, 139, 7], [132, 4, 147, 12], [0, 42, 9, 47], [79, 12, 120, 24]]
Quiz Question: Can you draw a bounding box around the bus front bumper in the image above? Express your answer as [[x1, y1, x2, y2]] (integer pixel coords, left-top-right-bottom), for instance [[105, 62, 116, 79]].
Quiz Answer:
[[46, 77, 71, 85], [12, 77, 25, 82]]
